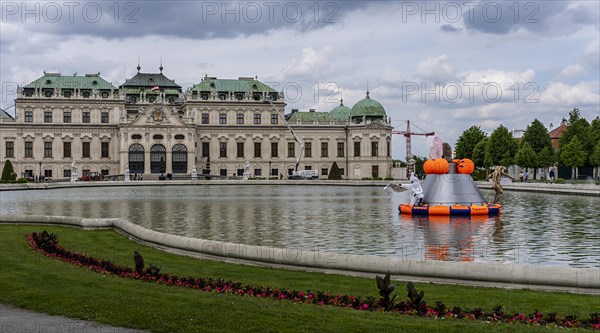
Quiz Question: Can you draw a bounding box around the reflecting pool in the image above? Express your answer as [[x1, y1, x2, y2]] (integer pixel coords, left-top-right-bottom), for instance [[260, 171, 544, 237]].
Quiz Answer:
[[1, 185, 598, 268]]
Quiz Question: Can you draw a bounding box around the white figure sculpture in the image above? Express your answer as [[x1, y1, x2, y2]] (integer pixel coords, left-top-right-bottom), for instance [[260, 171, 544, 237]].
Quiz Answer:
[[124, 164, 130, 182], [191, 165, 198, 180], [428, 137, 443, 159], [70, 161, 78, 183], [242, 161, 250, 181], [409, 172, 424, 206]]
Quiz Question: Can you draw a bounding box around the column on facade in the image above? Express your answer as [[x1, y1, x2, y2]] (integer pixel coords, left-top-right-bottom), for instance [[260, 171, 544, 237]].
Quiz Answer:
[[120, 147, 128, 175], [211, 136, 220, 174], [166, 140, 173, 174], [119, 130, 128, 175], [73, 134, 81, 160], [92, 134, 99, 160], [144, 148, 151, 174], [187, 144, 195, 175]]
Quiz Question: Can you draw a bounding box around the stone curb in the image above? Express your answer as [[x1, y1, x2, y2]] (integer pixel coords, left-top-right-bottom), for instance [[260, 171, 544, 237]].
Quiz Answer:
[[2, 215, 599, 291], [2, 180, 598, 197]]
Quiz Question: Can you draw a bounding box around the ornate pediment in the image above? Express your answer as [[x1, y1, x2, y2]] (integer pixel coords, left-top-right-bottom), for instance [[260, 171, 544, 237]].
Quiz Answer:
[[127, 103, 189, 128], [146, 105, 171, 124], [364, 121, 390, 130]]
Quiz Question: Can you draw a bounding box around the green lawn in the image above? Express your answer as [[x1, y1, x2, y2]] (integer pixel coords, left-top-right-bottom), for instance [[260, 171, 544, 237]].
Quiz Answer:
[[0, 225, 598, 332]]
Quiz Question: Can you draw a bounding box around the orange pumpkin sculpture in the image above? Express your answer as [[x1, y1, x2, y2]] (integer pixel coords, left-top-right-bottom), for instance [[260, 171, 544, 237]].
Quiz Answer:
[[456, 158, 475, 174], [423, 158, 449, 174]]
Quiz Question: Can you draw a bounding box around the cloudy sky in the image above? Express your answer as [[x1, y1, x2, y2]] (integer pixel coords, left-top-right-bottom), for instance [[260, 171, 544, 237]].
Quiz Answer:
[[1, 0, 599, 158]]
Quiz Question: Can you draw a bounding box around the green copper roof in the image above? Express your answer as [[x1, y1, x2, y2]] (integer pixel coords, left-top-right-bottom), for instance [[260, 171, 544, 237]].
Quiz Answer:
[[350, 92, 386, 118], [288, 112, 333, 122], [1, 108, 14, 120], [192, 77, 277, 93], [24, 73, 116, 90], [123, 88, 181, 95], [121, 72, 181, 89], [329, 100, 352, 120]]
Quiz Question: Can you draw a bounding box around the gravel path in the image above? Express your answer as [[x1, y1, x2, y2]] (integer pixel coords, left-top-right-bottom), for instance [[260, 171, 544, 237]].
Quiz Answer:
[[0, 304, 148, 333]]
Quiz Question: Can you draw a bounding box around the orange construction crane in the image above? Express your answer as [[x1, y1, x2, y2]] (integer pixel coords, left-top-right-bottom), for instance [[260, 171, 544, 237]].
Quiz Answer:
[[392, 120, 434, 176]]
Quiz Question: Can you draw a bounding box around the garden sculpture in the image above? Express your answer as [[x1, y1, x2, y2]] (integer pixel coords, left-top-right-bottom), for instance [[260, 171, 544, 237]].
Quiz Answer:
[[487, 166, 514, 204]]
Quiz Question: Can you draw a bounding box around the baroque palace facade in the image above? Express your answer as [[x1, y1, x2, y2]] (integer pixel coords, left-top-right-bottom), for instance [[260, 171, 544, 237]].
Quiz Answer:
[[1, 66, 393, 180]]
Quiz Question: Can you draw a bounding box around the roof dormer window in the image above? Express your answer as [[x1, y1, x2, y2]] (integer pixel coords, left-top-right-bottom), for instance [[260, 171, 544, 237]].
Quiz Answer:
[[92, 80, 98, 85], [46, 79, 52, 85]]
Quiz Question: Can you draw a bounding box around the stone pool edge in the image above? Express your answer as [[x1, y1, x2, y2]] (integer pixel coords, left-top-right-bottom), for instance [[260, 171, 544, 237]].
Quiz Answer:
[[2, 214, 599, 294], [1, 180, 599, 197]]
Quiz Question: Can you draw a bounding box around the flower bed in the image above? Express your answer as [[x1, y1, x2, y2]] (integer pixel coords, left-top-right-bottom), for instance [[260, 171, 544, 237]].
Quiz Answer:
[[26, 231, 600, 330]]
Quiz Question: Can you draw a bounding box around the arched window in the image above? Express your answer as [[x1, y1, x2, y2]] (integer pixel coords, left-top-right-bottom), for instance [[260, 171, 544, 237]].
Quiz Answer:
[[150, 144, 166, 173], [172, 144, 187, 174], [128, 144, 144, 174]]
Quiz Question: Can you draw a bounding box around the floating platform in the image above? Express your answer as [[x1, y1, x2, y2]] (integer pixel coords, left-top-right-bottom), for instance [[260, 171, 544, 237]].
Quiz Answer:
[[399, 202, 502, 215], [399, 172, 501, 216]]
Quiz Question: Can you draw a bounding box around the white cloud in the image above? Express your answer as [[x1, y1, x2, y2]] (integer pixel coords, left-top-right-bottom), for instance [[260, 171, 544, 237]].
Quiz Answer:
[[558, 64, 584, 79], [280, 46, 335, 80], [415, 55, 456, 81], [539, 81, 600, 107], [380, 68, 404, 84], [581, 38, 600, 68]]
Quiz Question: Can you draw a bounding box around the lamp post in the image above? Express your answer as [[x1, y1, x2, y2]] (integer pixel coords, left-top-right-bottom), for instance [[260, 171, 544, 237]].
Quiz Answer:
[[39, 161, 42, 182], [269, 161, 272, 180]]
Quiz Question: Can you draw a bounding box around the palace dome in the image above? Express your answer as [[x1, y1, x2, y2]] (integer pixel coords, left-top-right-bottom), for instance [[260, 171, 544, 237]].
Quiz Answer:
[[329, 99, 352, 120], [350, 92, 386, 119]]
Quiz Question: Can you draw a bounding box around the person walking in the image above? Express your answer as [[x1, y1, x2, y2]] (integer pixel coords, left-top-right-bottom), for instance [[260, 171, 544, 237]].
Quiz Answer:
[[549, 169, 555, 183]]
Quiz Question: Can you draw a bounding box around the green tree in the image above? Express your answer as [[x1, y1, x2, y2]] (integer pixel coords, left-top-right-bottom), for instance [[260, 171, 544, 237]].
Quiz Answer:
[[472, 137, 489, 168], [515, 142, 538, 170], [591, 116, 600, 146], [522, 119, 552, 179], [412, 155, 427, 177], [560, 135, 587, 179], [559, 109, 593, 162], [522, 119, 552, 154], [568, 108, 581, 123], [328, 161, 342, 180], [454, 126, 487, 160], [159, 157, 166, 175], [590, 142, 600, 180], [538, 146, 555, 170], [1, 160, 17, 181], [486, 125, 518, 167]]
